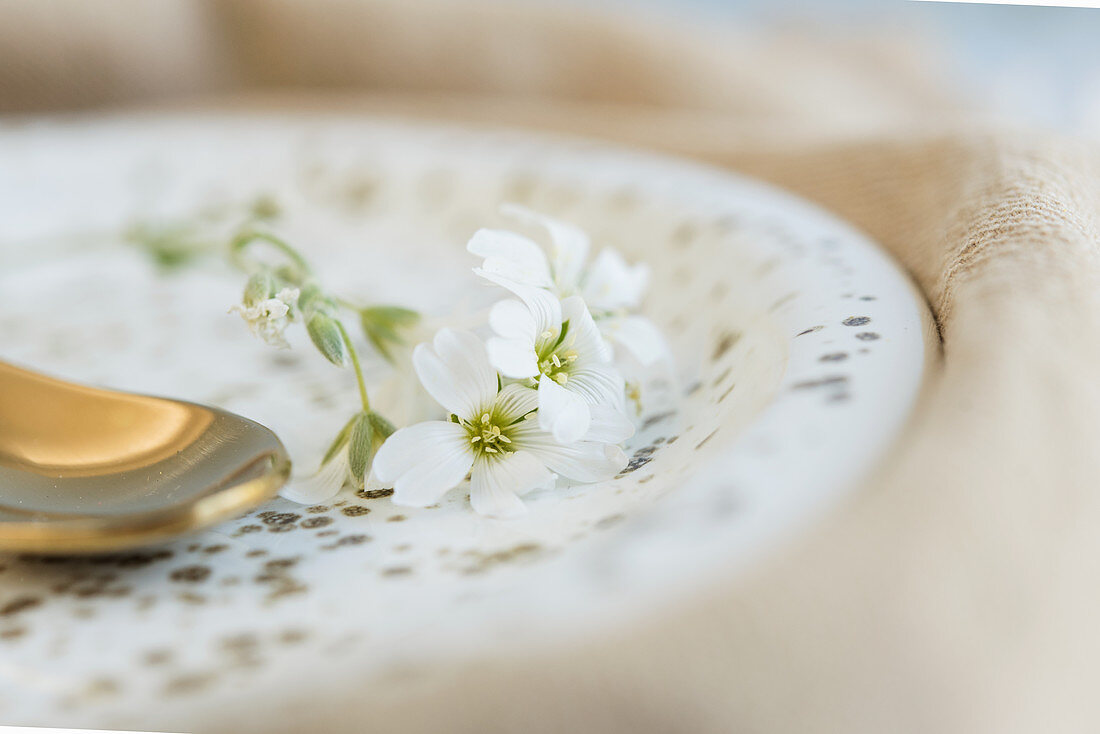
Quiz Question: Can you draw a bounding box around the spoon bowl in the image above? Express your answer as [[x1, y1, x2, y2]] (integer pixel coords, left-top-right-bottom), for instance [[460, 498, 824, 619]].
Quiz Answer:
[[0, 361, 290, 553]]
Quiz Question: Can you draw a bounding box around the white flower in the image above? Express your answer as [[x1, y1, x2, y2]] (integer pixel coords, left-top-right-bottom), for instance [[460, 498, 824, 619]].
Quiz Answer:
[[483, 283, 630, 444], [373, 328, 629, 518], [282, 440, 354, 504], [231, 286, 300, 348], [468, 205, 666, 365], [594, 313, 669, 367]]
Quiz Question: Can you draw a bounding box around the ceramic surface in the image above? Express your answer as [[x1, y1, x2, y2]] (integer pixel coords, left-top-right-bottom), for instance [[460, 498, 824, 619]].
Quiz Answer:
[[0, 114, 934, 730]]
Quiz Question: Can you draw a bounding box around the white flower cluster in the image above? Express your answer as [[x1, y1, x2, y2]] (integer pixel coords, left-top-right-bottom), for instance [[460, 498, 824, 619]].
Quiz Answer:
[[373, 206, 666, 518], [230, 286, 300, 349]]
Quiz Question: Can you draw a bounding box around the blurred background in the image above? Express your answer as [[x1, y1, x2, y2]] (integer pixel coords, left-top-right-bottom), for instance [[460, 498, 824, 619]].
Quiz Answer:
[[1, 0, 1098, 137], [580, 0, 1100, 134], [691, 0, 1099, 132]]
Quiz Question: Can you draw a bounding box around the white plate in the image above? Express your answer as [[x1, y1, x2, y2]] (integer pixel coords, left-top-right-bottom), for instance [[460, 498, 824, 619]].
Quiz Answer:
[[0, 113, 934, 730]]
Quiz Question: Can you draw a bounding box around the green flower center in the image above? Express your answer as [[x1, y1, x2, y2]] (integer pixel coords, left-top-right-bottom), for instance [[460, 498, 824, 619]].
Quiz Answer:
[[533, 319, 577, 386], [455, 412, 518, 459]]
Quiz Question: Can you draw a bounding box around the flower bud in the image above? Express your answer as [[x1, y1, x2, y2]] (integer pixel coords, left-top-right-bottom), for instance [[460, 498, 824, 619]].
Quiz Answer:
[[348, 413, 375, 484], [306, 312, 349, 367], [297, 282, 331, 316], [321, 414, 358, 465], [242, 270, 277, 307], [368, 411, 397, 439]]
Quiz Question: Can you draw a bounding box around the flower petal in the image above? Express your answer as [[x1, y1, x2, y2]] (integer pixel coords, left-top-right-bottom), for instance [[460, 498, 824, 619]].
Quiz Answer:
[[412, 328, 497, 416], [538, 375, 591, 444], [489, 298, 537, 341], [474, 269, 562, 335], [469, 451, 554, 518], [512, 424, 628, 482], [486, 337, 540, 379], [493, 382, 539, 423], [281, 446, 350, 504], [501, 204, 590, 293], [467, 228, 554, 288], [582, 248, 649, 312], [601, 315, 670, 367], [566, 362, 626, 411], [486, 299, 540, 378], [586, 405, 636, 444], [560, 295, 612, 365], [373, 421, 474, 506]]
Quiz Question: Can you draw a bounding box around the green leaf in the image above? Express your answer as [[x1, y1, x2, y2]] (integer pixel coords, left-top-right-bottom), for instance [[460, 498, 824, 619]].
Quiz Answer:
[[321, 415, 359, 465], [347, 413, 375, 483], [359, 306, 420, 363], [364, 306, 420, 327], [307, 312, 349, 367]]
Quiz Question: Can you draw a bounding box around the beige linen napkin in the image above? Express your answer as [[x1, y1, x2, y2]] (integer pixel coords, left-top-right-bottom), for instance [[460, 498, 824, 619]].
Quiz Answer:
[[4, 1, 1100, 732]]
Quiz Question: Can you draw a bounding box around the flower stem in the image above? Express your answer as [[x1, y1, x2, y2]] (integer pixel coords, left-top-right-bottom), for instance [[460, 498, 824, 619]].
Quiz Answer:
[[335, 320, 371, 412], [335, 296, 359, 311], [230, 231, 312, 276]]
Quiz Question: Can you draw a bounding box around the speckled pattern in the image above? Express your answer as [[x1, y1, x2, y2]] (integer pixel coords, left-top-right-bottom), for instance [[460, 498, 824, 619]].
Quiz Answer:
[[0, 115, 932, 731]]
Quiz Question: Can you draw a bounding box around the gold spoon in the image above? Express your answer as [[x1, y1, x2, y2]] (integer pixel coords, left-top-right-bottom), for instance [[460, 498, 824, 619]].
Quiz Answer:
[[0, 361, 290, 554]]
